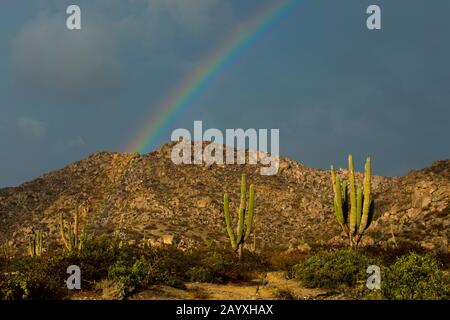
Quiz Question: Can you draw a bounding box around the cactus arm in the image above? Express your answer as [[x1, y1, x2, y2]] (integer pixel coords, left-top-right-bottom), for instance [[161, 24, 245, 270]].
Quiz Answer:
[[60, 213, 69, 250], [334, 176, 345, 225], [39, 231, 43, 256], [356, 187, 363, 230], [67, 223, 74, 252], [36, 231, 41, 256], [348, 154, 357, 236], [236, 174, 246, 245], [367, 200, 375, 228], [223, 193, 237, 250], [74, 209, 79, 250], [36, 231, 39, 256], [342, 180, 348, 223], [358, 157, 372, 234], [341, 180, 348, 202], [28, 235, 35, 257], [244, 184, 255, 241], [239, 174, 247, 211], [79, 227, 87, 251], [330, 165, 336, 194], [236, 207, 245, 245]]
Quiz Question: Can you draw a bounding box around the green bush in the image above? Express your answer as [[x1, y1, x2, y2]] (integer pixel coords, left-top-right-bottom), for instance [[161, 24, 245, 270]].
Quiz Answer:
[[1, 276, 31, 300], [142, 246, 262, 284], [108, 253, 186, 295], [0, 256, 67, 300], [108, 256, 149, 294], [382, 253, 450, 300], [74, 238, 124, 283], [0, 240, 272, 300], [148, 270, 186, 289], [185, 251, 226, 283], [292, 249, 378, 289], [0, 238, 127, 300], [211, 249, 268, 283], [187, 266, 221, 283]]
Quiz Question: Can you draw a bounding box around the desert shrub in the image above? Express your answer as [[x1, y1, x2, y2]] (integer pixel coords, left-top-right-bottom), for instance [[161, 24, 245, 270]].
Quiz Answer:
[[200, 249, 268, 283], [186, 266, 212, 282], [148, 270, 186, 289], [187, 266, 219, 283], [292, 249, 378, 289], [74, 237, 124, 283], [0, 273, 65, 300], [186, 250, 227, 283], [145, 246, 266, 284], [1, 276, 31, 300], [0, 256, 67, 300], [0, 238, 128, 300], [381, 253, 450, 300], [108, 252, 186, 295], [265, 250, 308, 271], [151, 247, 194, 278], [108, 256, 150, 295], [0, 240, 273, 299]]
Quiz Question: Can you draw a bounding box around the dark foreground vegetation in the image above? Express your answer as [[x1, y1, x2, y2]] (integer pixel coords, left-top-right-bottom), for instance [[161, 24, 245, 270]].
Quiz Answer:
[[1, 239, 449, 300]]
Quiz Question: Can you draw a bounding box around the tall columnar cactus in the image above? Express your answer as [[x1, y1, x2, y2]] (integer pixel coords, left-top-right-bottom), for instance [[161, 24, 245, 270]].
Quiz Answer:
[[223, 174, 255, 259], [28, 229, 43, 257], [331, 155, 375, 247], [60, 206, 88, 252]]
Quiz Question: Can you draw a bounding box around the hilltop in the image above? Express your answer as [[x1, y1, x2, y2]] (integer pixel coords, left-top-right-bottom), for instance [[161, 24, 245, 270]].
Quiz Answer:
[[0, 142, 449, 254]]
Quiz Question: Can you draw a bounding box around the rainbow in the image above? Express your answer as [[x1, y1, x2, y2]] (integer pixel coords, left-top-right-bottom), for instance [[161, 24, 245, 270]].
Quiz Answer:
[[127, 0, 302, 153]]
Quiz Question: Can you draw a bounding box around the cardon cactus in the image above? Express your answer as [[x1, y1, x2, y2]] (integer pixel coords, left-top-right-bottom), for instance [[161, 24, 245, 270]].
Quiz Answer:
[[223, 174, 255, 259], [331, 155, 375, 247], [60, 205, 88, 252], [28, 229, 43, 257]]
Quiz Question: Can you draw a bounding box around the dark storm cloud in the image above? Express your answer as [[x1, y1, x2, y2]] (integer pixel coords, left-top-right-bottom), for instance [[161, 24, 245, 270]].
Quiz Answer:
[[182, 0, 450, 176], [1, 0, 449, 187], [10, 12, 124, 104]]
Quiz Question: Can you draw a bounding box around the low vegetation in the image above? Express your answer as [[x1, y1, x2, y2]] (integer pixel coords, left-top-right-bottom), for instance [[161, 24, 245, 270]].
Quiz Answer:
[[290, 248, 450, 300], [381, 253, 450, 300], [1, 239, 449, 300], [0, 238, 269, 300], [291, 249, 378, 290]]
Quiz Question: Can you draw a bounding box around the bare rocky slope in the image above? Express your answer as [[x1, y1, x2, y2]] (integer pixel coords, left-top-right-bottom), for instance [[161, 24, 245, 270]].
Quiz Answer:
[[0, 142, 449, 255]]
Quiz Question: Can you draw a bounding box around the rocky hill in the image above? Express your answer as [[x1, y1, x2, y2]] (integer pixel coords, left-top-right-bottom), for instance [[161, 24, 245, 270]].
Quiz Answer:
[[0, 142, 449, 255]]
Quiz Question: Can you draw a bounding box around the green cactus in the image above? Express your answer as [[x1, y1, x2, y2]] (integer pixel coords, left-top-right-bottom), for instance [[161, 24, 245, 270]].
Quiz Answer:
[[60, 206, 88, 252], [348, 155, 357, 241], [331, 156, 375, 247], [223, 174, 256, 259], [28, 229, 43, 257]]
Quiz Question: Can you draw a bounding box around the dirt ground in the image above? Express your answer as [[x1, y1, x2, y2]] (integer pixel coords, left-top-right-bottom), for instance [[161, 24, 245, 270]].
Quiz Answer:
[[71, 272, 336, 300], [132, 272, 332, 300]]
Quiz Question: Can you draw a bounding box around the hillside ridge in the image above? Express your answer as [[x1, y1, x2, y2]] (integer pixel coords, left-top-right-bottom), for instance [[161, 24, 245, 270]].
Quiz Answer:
[[0, 142, 449, 254]]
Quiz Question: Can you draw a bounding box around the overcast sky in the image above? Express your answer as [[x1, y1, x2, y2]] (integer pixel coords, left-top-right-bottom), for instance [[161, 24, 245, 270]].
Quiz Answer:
[[0, 0, 449, 187]]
